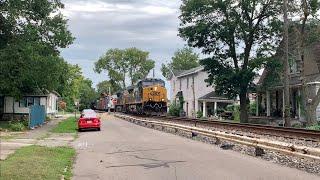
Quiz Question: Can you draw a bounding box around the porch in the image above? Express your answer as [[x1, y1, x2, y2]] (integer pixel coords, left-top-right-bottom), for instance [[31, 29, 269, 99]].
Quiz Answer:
[[198, 92, 234, 118], [256, 87, 301, 120]]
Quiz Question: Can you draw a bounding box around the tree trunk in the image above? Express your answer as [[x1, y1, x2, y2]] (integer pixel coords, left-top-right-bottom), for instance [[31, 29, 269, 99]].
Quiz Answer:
[[283, 0, 291, 127], [239, 88, 248, 123]]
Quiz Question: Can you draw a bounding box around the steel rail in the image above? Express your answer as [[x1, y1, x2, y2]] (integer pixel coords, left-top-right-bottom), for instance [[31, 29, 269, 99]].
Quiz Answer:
[[154, 116, 320, 140]]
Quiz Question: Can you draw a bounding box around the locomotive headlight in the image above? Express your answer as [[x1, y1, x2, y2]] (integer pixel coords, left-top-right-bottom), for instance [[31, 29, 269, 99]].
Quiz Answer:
[[161, 98, 165, 101], [154, 87, 157, 91], [149, 98, 152, 101]]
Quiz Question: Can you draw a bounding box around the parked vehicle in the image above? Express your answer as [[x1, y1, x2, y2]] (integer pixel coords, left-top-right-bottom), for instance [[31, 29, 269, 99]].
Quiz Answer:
[[78, 109, 101, 131]]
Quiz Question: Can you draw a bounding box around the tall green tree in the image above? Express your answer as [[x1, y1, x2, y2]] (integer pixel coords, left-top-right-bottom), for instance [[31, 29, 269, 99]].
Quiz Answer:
[[94, 48, 155, 88], [0, 0, 74, 99], [161, 47, 199, 79], [97, 80, 121, 94], [179, 0, 282, 123], [79, 79, 98, 111]]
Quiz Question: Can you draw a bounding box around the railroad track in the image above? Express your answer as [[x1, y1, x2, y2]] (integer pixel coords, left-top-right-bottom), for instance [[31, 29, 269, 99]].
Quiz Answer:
[[153, 116, 320, 141], [105, 112, 320, 140]]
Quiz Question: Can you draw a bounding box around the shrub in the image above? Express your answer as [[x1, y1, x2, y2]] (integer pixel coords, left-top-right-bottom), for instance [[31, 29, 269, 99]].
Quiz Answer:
[[249, 102, 257, 115], [196, 111, 203, 118], [306, 123, 320, 131], [226, 104, 240, 122], [168, 103, 180, 117], [9, 122, 26, 131]]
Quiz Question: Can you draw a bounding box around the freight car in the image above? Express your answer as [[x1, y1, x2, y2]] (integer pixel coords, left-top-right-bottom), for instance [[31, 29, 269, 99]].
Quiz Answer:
[[95, 93, 117, 112], [115, 78, 167, 115]]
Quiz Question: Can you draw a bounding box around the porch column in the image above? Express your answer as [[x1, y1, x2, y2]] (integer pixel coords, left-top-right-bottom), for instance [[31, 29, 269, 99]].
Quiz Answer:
[[203, 101, 207, 117], [266, 91, 271, 116], [256, 94, 259, 116], [214, 101, 217, 116]]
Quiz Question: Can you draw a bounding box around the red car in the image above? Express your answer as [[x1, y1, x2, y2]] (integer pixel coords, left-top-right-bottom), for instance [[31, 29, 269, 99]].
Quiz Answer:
[[78, 109, 101, 131]]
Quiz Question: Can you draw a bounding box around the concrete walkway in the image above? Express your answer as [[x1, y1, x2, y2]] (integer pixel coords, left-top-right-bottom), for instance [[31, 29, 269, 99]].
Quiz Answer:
[[0, 115, 76, 160]]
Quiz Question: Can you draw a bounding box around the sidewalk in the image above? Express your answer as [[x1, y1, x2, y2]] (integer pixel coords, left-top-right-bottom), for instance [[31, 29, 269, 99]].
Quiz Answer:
[[0, 115, 76, 160]]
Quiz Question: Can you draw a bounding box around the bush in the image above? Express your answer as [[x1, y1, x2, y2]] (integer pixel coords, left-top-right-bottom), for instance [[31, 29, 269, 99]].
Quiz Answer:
[[226, 104, 240, 122], [46, 116, 51, 122], [249, 102, 257, 115], [9, 122, 26, 131], [306, 123, 320, 131], [168, 103, 180, 117], [196, 111, 203, 118]]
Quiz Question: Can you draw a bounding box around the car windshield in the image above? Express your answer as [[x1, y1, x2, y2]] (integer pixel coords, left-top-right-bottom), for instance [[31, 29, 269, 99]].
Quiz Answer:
[[82, 112, 97, 118]]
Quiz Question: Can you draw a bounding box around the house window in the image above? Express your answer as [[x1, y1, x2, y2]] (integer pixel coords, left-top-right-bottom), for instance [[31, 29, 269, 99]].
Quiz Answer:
[[186, 102, 189, 116], [173, 81, 176, 91], [187, 77, 189, 89], [19, 98, 27, 107], [289, 58, 297, 74], [34, 97, 40, 105], [179, 79, 182, 90], [27, 97, 34, 106]]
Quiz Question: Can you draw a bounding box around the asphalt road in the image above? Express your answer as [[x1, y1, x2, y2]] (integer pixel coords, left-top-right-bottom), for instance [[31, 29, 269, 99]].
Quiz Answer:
[[72, 114, 319, 180]]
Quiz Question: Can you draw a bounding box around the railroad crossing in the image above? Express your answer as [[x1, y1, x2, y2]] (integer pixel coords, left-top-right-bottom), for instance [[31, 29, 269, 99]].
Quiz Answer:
[[72, 114, 319, 180]]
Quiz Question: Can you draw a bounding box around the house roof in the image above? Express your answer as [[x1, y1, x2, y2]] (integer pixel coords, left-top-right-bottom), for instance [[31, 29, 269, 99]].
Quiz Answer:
[[198, 91, 234, 102], [176, 66, 204, 78], [258, 28, 320, 89]]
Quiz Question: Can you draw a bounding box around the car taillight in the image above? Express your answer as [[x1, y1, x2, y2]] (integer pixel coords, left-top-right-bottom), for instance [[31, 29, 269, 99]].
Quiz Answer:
[[93, 118, 100, 123], [79, 118, 86, 124]]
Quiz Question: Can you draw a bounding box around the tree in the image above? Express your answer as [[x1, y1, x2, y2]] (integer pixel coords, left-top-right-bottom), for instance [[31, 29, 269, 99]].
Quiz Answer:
[[161, 47, 199, 79], [97, 80, 121, 94], [0, 0, 74, 99], [79, 79, 98, 111], [94, 48, 155, 88], [179, 0, 282, 123]]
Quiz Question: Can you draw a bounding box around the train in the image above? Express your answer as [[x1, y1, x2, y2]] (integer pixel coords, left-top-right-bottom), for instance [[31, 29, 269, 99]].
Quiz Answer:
[[115, 78, 167, 115], [94, 93, 117, 112]]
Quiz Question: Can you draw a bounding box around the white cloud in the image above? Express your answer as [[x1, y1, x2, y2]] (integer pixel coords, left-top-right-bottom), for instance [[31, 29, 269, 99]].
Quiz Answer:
[[60, 0, 186, 86]]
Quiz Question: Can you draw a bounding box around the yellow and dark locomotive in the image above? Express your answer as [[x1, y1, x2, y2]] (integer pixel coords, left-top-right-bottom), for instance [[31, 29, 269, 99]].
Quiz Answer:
[[115, 78, 167, 115]]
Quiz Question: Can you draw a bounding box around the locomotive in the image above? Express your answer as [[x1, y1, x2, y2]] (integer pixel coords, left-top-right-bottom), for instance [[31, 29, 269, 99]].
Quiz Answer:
[[115, 78, 167, 115]]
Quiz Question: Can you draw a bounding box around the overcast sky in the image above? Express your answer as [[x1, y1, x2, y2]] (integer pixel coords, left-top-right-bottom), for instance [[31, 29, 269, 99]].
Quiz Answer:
[[60, 0, 186, 88]]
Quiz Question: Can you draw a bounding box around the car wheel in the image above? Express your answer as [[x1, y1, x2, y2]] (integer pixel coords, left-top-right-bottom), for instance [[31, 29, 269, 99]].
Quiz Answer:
[[78, 128, 82, 132], [97, 128, 101, 131]]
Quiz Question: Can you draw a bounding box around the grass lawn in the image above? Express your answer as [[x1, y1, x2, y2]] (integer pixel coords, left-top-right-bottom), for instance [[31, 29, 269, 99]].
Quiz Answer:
[[0, 145, 75, 180], [51, 117, 78, 133]]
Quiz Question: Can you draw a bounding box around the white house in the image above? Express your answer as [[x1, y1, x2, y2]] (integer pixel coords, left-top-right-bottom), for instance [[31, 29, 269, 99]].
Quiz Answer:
[[0, 91, 59, 120], [169, 66, 234, 117]]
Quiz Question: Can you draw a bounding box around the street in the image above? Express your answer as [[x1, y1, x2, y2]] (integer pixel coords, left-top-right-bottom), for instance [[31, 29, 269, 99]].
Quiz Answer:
[[72, 114, 319, 180]]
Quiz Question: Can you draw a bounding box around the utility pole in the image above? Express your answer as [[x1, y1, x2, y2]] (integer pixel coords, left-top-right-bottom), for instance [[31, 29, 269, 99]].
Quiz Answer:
[[152, 68, 155, 78], [283, 0, 291, 127], [108, 86, 111, 114]]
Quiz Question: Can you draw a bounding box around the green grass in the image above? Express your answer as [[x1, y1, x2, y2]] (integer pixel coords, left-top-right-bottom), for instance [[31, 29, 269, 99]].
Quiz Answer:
[[51, 117, 77, 133], [0, 145, 76, 180]]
